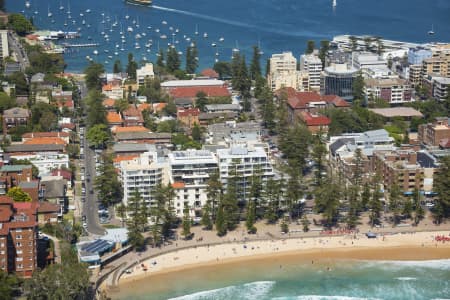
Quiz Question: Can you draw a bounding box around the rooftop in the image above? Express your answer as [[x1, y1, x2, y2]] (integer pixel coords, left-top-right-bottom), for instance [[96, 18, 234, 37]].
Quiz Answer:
[[369, 107, 423, 118], [161, 79, 225, 88]]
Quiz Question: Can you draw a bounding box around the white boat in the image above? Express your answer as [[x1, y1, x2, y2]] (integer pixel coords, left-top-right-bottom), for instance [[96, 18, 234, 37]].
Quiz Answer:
[[160, 35, 167, 39], [332, 0, 336, 7], [93, 50, 98, 55], [194, 24, 199, 35], [162, 20, 167, 25], [211, 43, 216, 47], [59, 1, 64, 10], [203, 32, 208, 38], [428, 24, 435, 35], [47, 5, 52, 17], [86, 9, 91, 13], [25, 1, 31, 9], [219, 37, 224, 42], [127, 26, 133, 32]]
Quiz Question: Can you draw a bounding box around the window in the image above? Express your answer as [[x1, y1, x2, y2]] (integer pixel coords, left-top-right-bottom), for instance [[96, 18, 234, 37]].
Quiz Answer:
[[16, 235, 22, 240], [16, 257, 23, 262], [16, 242, 22, 247]]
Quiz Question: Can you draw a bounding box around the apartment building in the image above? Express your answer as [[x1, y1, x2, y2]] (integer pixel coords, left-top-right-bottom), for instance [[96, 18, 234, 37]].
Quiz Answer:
[[217, 145, 274, 201], [322, 63, 359, 101], [136, 63, 155, 87], [432, 76, 450, 101], [101, 83, 124, 100], [408, 64, 422, 87], [300, 54, 322, 91], [0, 196, 37, 278], [119, 152, 168, 208], [7, 153, 69, 177], [418, 117, 450, 147], [364, 78, 413, 104], [267, 52, 298, 91], [0, 30, 8, 61], [352, 52, 387, 72], [168, 150, 218, 217]]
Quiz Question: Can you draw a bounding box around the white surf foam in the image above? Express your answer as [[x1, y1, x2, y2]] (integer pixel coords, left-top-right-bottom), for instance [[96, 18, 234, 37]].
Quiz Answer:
[[273, 296, 382, 300], [395, 277, 417, 281], [362, 259, 450, 271], [168, 281, 275, 300]]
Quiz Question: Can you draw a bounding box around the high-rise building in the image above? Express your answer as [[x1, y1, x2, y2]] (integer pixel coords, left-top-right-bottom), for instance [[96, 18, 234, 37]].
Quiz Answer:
[[136, 63, 155, 87], [217, 145, 274, 201], [268, 52, 298, 91], [300, 54, 323, 91], [168, 150, 218, 217], [322, 63, 358, 101], [0, 30, 9, 61], [408, 47, 432, 65], [408, 64, 422, 87]]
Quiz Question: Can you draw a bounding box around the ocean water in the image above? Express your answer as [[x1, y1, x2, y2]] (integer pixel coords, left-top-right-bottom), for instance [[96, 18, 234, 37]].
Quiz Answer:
[[6, 0, 450, 72], [112, 258, 450, 300]]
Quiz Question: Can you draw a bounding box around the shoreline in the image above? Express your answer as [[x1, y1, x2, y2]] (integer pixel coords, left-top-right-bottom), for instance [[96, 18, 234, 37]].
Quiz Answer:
[[114, 230, 450, 288]]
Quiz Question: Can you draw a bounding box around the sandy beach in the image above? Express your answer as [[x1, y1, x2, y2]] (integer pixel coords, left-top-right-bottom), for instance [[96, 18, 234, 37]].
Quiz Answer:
[[117, 230, 450, 286]]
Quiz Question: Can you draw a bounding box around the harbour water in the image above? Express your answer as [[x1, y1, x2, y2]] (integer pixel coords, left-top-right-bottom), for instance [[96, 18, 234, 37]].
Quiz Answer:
[[6, 0, 450, 72], [112, 257, 450, 300]]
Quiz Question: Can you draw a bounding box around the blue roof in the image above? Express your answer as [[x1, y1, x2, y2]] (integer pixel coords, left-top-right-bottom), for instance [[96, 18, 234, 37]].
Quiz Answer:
[[81, 239, 112, 254]]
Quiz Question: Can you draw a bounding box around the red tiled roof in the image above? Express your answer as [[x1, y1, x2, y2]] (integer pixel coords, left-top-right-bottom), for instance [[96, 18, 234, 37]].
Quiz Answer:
[[113, 126, 149, 133], [113, 155, 139, 164], [138, 103, 151, 112], [200, 68, 219, 78], [177, 108, 200, 117], [0, 196, 13, 204], [13, 202, 33, 210], [103, 98, 116, 107], [23, 132, 69, 139], [107, 112, 123, 124], [285, 90, 350, 110], [322, 95, 350, 107], [153, 103, 167, 112], [172, 182, 185, 189], [57, 100, 74, 108], [51, 169, 72, 180], [37, 202, 60, 213], [299, 111, 331, 126], [0, 206, 13, 222], [123, 107, 143, 118], [60, 123, 76, 130], [23, 137, 66, 145], [169, 86, 230, 98]]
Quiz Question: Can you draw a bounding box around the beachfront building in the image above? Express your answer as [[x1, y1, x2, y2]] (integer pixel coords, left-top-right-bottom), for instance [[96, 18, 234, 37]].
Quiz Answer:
[[136, 63, 155, 87], [168, 150, 218, 218], [119, 152, 169, 208], [364, 78, 413, 104], [431, 76, 450, 102], [322, 63, 359, 101], [351, 52, 387, 73], [421, 44, 450, 78], [217, 145, 274, 202], [372, 148, 438, 193], [300, 54, 322, 91], [408, 47, 432, 65], [408, 64, 422, 88]]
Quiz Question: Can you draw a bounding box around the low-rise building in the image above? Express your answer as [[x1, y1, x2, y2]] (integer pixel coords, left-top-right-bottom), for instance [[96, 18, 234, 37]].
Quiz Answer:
[[177, 108, 200, 129], [122, 106, 144, 127], [297, 111, 331, 134], [8, 153, 69, 177], [136, 63, 155, 87], [364, 78, 413, 104], [102, 83, 124, 100], [2, 108, 31, 135]]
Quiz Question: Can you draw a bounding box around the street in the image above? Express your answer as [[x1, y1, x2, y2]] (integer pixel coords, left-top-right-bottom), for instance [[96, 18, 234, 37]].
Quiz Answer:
[[77, 81, 105, 236], [7, 31, 30, 71]]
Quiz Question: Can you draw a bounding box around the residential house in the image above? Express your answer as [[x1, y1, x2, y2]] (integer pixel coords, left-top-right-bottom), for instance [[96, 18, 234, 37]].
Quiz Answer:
[[102, 83, 124, 100], [22, 132, 70, 145], [0, 165, 33, 191], [418, 117, 450, 147], [122, 106, 144, 127], [39, 178, 67, 214], [177, 108, 200, 129], [297, 111, 331, 134], [2, 108, 31, 134], [106, 111, 123, 128], [18, 181, 39, 202], [36, 202, 60, 224]]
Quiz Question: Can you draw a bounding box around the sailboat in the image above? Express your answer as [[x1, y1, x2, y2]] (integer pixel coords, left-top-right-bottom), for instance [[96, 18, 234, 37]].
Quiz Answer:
[[332, 0, 336, 7], [25, 1, 31, 9], [428, 24, 435, 35], [59, 1, 64, 10], [194, 24, 199, 35], [47, 5, 52, 17]]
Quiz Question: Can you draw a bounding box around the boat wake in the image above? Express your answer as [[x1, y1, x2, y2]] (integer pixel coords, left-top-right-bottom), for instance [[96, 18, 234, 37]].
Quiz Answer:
[[152, 5, 326, 38], [168, 281, 275, 300], [273, 297, 382, 300]]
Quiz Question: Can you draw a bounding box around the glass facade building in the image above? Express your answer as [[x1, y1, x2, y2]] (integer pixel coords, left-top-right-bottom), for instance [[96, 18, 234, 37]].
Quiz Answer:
[[323, 64, 359, 101]]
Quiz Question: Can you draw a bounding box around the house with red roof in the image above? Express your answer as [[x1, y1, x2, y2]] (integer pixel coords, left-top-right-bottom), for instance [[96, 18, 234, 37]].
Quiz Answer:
[[123, 106, 144, 127], [177, 108, 200, 129], [107, 111, 123, 128], [200, 68, 219, 79], [278, 87, 349, 122], [297, 111, 331, 134]]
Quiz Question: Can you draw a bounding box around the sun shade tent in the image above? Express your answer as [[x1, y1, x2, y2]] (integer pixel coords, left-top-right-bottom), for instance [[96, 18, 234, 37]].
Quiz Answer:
[[366, 232, 377, 239]]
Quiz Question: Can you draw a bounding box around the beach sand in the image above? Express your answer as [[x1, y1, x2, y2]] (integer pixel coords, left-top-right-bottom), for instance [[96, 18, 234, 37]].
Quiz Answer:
[[117, 230, 450, 287]]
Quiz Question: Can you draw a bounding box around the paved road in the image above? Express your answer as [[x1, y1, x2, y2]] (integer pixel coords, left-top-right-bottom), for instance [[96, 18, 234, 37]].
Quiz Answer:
[[78, 81, 105, 236], [7, 31, 30, 71]]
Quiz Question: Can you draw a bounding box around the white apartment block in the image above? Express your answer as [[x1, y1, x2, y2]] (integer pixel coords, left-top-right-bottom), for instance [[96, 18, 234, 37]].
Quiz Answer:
[[217, 145, 274, 201], [119, 152, 168, 207], [300, 54, 322, 91], [352, 52, 387, 73], [168, 150, 218, 217], [268, 52, 298, 91], [102, 84, 124, 100], [0, 30, 9, 60], [136, 63, 155, 87], [8, 153, 69, 176]]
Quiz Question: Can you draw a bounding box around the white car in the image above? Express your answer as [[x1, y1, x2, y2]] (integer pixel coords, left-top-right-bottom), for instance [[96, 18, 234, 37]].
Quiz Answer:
[[82, 222, 88, 228]]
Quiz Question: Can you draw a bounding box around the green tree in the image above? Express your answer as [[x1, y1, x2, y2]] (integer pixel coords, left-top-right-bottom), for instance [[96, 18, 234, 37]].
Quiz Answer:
[[30, 102, 58, 131], [191, 123, 201, 142], [86, 124, 109, 149], [301, 215, 310, 232], [318, 40, 330, 68], [7, 186, 32, 202], [314, 179, 341, 227], [0, 92, 15, 112], [361, 182, 371, 211], [166, 47, 181, 73], [353, 72, 365, 101], [389, 184, 402, 225], [84, 62, 105, 91], [206, 170, 222, 221], [213, 61, 232, 79], [7, 13, 33, 36], [352, 148, 364, 186], [182, 203, 192, 239], [369, 180, 383, 227], [305, 40, 315, 54], [113, 59, 122, 74], [94, 154, 123, 206], [349, 35, 358, 51], [25, 243, 90, 299], [311, 136, 327, 185], [185, 42, 198, 74], [279, 124, 311, 172], [116, 203, 127, 227], [7, 72, 28, 95], [260, 85, 276, 133], [156, 49, 165, 71], [86, 90, 107, 126], [433, 156, 450, 223], [280, 217, 289, 233], [127, 190, 146, 250], [245, 200, 257, 233], [0, 270, 20, 300], [201, 200, 213, 230], [195, 91, 208, 112], [263, 178, 283, 223], [215, 204, 226, 236], [249, 45, 262, 80], [126, 53, 138, 80]]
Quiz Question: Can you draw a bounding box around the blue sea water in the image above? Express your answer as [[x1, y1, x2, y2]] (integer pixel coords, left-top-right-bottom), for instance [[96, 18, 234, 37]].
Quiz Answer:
[[6, 0, 450, 73], [112, 259, 450, 300]]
